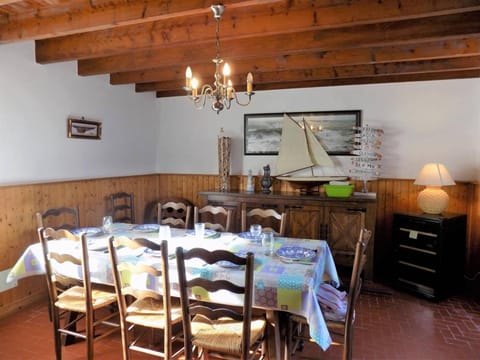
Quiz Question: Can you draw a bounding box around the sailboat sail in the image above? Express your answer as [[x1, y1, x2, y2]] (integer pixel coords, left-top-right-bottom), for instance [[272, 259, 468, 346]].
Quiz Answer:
[[276, 114, 346, 182], [276, 115, 314, 175]]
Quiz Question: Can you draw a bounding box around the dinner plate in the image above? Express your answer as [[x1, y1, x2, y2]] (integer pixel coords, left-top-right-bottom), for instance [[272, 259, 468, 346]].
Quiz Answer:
[[237, 232, 261, 242], [72, 227, 104, 237], [132, 224, 160, 232], [86, 238, 109, 251], [185, 229, 219, 239], [276, 246, 316, 261]]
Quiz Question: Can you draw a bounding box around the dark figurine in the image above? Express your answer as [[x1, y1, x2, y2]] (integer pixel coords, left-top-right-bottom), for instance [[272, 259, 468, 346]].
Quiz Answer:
[[261, 164, 273, 194]]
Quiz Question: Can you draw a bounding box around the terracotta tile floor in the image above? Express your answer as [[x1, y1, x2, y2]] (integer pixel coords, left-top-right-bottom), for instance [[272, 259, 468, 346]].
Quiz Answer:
[[1, 285, 479, 359]]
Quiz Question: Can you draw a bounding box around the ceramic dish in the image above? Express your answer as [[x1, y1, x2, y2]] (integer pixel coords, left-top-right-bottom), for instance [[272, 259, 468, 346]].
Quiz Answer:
[[72, 227, 104, 237], [276, 246, 316, 261], [237, 232, 262, 242], [132, 224, 160, 232]]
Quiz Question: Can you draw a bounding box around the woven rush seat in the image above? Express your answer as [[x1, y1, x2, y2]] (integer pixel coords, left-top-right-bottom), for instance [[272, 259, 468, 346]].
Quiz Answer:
[[56, 285, 117, 312], [125, 297, 183, 328], [191, 314, 266, 355]]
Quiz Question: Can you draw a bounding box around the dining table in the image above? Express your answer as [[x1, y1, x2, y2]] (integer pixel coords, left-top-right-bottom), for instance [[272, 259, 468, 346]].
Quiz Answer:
[[7, 222, 340, 358]]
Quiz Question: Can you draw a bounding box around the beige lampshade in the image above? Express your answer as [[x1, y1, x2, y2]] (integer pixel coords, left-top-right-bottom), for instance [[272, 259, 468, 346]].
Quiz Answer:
[[414, 163, 455, 187], [414, 163, 455, 214]]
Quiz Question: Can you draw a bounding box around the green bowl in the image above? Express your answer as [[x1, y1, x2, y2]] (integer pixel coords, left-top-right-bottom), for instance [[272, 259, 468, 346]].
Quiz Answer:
[[324, 184, 354, 198]]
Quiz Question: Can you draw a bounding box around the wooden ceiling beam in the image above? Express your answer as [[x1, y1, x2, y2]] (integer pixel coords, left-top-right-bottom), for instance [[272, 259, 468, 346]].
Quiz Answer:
[[111, 37, 480, 85], [137, 55, 480, 93], [35, 0, 480, 63], [78, 11, 480, 76], [155, 69, 480, 97], [0, 0, 282, 43]]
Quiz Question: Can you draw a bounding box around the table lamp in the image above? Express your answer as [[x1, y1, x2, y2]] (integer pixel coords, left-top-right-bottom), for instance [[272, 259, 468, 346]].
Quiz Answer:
[[414, 163, 455, 214]]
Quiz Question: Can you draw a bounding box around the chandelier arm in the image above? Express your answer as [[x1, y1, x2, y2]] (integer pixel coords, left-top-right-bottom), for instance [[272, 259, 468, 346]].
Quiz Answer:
[[231, 89, 253, 107]]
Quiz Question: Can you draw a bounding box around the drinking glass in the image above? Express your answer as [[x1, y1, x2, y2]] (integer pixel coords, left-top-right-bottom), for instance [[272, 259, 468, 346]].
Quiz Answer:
[[262, 232, 275, 256], [158, 225, 171, 240], [194, 222, 205, 240], [250, 224, 262, 243], [102, 216, 113, 233]]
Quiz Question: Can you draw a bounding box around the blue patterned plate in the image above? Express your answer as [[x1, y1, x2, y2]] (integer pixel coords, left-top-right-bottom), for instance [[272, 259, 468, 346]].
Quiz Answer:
[[237, 232, 261, 242], [132, 224, 160, 232], [72, 227, 104, 237], [276, 246, 316, 261]]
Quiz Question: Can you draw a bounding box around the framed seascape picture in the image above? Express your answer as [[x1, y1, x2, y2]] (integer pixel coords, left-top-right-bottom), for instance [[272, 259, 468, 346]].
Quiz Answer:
[[244, 110, 361, 155], [67, 117, 102, 140]]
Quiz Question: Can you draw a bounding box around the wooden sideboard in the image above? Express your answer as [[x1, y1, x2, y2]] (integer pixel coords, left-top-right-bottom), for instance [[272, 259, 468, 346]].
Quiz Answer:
[[199, 191, 377, 279]]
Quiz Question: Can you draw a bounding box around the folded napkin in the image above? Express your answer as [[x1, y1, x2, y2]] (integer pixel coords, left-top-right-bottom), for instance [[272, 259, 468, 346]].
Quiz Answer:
[[316, 283, 347, 321]]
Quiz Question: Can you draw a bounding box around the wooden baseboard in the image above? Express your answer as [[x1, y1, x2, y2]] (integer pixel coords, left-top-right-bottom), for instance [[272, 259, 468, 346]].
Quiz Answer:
[[0, 291, 47, 320]]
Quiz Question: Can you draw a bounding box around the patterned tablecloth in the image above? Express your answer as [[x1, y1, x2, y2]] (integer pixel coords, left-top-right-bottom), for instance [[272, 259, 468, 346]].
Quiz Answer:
[[7, 223, 339, 350]]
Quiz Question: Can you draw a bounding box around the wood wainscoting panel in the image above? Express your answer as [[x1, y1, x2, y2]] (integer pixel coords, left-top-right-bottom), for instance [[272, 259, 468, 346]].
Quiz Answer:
[[1, 174, 478, 317], [0, 174, 159, 318]]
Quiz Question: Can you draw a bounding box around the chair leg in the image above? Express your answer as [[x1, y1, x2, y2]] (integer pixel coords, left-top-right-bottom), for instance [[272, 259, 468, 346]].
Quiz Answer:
[[52, 310, 62, 360], [120, 322, 130, 360]]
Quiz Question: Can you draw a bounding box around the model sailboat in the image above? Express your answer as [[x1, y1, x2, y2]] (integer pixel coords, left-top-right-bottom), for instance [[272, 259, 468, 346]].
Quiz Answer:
[[276, 114, 347, 186]]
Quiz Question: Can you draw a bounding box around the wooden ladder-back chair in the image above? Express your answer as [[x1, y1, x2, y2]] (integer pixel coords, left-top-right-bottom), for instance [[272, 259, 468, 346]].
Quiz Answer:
[[36, 207, 80, 230], [38, 227, 82, 322], [38, 227, 119, 359], [108, 237, 184, 360], [176, 247, 266, 360], [241, 208, 287, 236], [157, 200, 192, 229], [193, 205, 232, 232], [285, 228, 372, 360], [109, 192, 135, 223]]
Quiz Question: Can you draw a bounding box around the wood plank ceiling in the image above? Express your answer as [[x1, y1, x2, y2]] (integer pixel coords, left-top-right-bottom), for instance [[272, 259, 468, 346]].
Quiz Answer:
[[1, 0, 479, 98]]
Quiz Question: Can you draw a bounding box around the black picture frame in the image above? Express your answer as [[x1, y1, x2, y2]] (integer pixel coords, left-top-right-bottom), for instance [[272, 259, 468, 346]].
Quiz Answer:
[[244, 110, 361, 156]]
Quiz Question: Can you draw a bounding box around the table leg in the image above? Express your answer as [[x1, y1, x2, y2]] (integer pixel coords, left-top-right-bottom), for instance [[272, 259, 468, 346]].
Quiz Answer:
[[266, 310, 282, 360], [62, 311, 79, 346]]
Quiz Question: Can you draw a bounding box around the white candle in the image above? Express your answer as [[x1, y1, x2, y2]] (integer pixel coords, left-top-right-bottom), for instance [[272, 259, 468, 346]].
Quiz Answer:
[[185, 66, 192, 89], [247, 72, 253, 93]]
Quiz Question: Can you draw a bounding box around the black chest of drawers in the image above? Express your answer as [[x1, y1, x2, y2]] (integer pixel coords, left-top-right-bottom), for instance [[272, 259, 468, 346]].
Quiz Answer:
[[393, 212, 466, 301]]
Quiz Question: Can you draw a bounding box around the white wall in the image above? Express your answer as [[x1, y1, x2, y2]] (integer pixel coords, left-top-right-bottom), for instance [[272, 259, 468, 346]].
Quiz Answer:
[[0, 42, 158, 185], [156, 78, 480, 182], [1, 41, 479, 185]]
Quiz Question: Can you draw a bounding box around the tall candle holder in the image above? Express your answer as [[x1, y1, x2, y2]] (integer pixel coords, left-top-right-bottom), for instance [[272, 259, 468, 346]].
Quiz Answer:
[[218, 128, 231, 192]]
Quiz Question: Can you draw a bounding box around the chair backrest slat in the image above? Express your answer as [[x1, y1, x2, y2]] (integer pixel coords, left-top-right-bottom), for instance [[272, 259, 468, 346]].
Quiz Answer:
[[36, 207, 80, 230], [109, 192, 135, 223], [193, 205, 232, 232], [158, 200, 192, 229], [241, 207, 287, 236]]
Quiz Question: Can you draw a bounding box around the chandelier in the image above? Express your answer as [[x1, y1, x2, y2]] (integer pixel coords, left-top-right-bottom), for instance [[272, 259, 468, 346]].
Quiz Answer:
[[184, 4, 254, 114]]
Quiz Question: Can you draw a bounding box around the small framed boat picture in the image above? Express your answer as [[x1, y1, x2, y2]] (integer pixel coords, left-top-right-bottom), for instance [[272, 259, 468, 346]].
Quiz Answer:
[[67, 117, 102, 140], [244, 110, 361, 156]]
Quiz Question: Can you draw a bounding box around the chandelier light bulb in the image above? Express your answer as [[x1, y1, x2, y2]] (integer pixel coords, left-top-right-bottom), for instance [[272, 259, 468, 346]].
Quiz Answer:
[[185, 66, 192, 89], [191, 77, 198, 97], [223, 63, 231, 76], [247, 72, 253, 93]]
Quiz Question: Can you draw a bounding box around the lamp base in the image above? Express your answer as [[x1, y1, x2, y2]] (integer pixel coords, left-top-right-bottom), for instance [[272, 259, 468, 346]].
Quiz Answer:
[[417, 187, 449, 214]]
